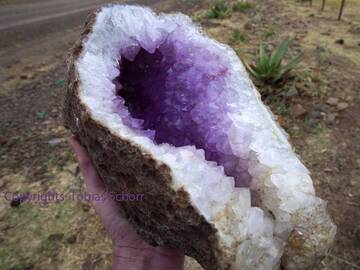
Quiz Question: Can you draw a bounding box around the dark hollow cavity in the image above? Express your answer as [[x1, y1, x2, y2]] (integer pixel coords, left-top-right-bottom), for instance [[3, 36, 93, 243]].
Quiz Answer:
[[114, 41, 251, 187]]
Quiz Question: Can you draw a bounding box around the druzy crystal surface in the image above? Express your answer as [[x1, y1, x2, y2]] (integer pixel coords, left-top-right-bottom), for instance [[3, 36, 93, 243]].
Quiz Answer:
[[116, 37, 251, 187]]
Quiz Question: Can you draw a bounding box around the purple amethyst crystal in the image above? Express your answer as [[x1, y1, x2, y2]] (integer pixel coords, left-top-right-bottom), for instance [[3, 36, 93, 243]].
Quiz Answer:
[[116, 37, 251, 186]]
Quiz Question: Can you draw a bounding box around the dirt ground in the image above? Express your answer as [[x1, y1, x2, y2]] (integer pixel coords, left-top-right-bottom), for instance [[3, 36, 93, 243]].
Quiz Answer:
[[0, 0, 359, 269]]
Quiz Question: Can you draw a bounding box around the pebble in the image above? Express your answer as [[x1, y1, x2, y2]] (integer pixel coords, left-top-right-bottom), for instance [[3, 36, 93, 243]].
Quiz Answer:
[[48, 233, 64, 241], [307, 107, 321, 119], [285, 88, 299, 97], [345, 95, 354, 102], [324, 113, 337, 125], [243, 21, 253, 30], [47, 138, 66, 146], [335, 39, 344, 45], [326, 97, 339, 106], [290, 104, 307, 117], [68, 163, 80, 176], [305, 118, 320, 129], [20, 74, 32, 80], [66, 235, 77, 244], [81, 203, 91, 212], [350, 178, 358, 187], [10, 197, 23, 207], [337, 102, 349, 110], [0, 224, 12, 232]]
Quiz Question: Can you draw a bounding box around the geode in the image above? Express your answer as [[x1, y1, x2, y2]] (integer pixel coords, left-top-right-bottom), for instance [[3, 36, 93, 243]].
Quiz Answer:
[[63, 5, 336, 270]]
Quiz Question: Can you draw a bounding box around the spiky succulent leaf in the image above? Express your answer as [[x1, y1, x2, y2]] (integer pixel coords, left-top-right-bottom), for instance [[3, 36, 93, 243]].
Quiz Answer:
[[246, 38, 303, 84], [258, 46, 269, 72], [269, 39, 290, 69], [244, 62, 261, 80], [281, 52, 303, 73], [272, 52, 303, 82]]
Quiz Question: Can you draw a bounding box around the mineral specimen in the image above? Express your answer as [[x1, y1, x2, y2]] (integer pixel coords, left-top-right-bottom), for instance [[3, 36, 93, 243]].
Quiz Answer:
[[64, 5, 336, 269]]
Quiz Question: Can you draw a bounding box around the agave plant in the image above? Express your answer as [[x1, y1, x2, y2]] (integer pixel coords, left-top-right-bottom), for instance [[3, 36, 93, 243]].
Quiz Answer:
[[245, 39, 303, 84]]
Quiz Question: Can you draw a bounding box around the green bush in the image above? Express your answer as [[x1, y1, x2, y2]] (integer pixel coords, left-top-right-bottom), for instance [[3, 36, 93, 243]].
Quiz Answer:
[[206, 0, 230, 19], [245, 39, 303, 83], [233, 1, 252, 12]]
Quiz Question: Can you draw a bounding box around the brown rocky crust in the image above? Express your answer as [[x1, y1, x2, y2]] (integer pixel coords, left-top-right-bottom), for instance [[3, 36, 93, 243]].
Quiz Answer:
[[63, 9, 228, 270]]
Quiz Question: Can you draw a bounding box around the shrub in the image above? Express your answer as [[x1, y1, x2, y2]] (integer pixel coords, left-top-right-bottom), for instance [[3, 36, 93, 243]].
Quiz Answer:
[[206, 0, 230, 19], [245, 39, 303, 83], [233, 1, 252, 12]]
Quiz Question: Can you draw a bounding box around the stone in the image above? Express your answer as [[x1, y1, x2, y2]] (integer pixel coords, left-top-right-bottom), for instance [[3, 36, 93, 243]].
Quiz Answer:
[[285, 87, 299, 97], [326, 97, 339, 106], [63, 5, 336, 270], [47, 138, 66, 145], [48, 233, 64, 241], [305, 118, 320, 129], [10, 197, 23, 207], [81, 203, 91, 212], [337, 102, 349, 110], [68, 163, 79, 176], [20, 74, 31, 80], [66, 235, 77, 244], [243, 21, 253, 30], [325, 113, 337, 125], [290, 104, 307, 117], [307, 107, 321, 119], [335, 39, 344, 44]]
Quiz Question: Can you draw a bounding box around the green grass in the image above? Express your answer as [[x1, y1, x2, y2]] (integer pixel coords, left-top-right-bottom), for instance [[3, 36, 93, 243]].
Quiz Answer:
[[0, 195, 79, 268], [262, 26, 276, 39], [36, 111, 47, 119], [233, 1, 252, 12], [314, 46, 328, 65], [230, 30, 246, 43], [275, 102, 289, 116], [206, 0, 230, 19], [55, 79, 65, 86]]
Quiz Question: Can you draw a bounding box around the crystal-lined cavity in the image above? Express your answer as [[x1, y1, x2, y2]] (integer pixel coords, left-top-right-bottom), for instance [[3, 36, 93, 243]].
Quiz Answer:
[[115, 36, 252, 186]]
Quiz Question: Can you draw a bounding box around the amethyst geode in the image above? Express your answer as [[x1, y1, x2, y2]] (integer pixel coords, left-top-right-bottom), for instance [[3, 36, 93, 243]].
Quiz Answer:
[[64, 5, 336, 270], [116, 43, 251, 187]]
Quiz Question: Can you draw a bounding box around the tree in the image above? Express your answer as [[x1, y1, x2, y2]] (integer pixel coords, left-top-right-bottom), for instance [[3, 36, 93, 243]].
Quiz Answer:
[[338, 0, 346, 20], [321, 0, 326, 11]]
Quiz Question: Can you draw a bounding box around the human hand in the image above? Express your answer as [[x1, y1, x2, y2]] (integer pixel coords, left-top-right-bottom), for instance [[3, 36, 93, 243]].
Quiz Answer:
[[69, 136, 184, 270]]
